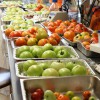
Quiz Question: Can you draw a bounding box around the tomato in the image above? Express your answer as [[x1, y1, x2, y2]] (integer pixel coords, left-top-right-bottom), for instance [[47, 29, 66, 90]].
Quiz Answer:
[[84, 35, 91, 40], [85, 45, 90, 50], [31, 91, 41, 100], [92, 32, 98, 37], [55, 27, 64, 35], [22, 31, 31, 37], [91, 37, 98, 43], [50, 33, 61, 43], [64, 20, 70, 26], [57, 94, 70, 100], [9, 31, 22, 38], [83, 91, 91, 99], [34, 7, 40, 11], [55, 20, 62, 26], [28, 27, 37, 34], [15, 37, 27, 46], [82, 41, 90, 47], [59, 22, 67, 29], [64, 31, 75, 41], [38, 39, 48, 46], [48, 26, 55, 33], [48, 22, 56, 27], [48, 37, 58, 45], [37, 5, 43, 9], [36, 88, 44, 99], [54, 92, 60, 99], [5, 28, 14, 37]]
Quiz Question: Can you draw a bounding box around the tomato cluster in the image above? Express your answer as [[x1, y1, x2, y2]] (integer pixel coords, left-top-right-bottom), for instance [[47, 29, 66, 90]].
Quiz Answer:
[[44, 19, 89, 42], [30, 89, 96, 100]]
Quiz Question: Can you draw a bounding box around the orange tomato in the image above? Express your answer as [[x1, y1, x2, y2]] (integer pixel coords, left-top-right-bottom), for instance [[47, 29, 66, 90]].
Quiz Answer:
[[22, 31, 31, 37], [84, 35, 91, 40], [64, 31, 75, 41], [55, 27, 64, 35], [50, 33, 61, 43], [38, 39, 48, 46], [82, 41, 90, 47], [15, 37, 27, 46], [5, 28, 14, 37], [54, 92, 60, 99], [48, 37, 58, 45], [57, 94, 70, 100]]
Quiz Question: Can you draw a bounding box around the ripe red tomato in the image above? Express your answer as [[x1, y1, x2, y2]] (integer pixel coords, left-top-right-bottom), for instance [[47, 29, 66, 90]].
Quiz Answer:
[[31, 91, 41, 100], [83, 91, 91, 99], [28, 27, 37, 34], [50, 33, 61, 43], [55, 20, 62, 26], [34, 7, 40, 11], [64, 31, 75, 41], [15, 37, 27, 46], [48, 37, 58, 45], [48, 26, 55, 33], [36, 88, 44, 99], [57, 94, 70, 100], [38, 39, 48, 46], [48, 22, 56, 27], [9, 31, 22, 38]]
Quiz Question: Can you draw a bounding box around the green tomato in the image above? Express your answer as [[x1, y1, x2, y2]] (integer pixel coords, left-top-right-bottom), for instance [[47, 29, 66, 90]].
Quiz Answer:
[[89, 96, 96, 100], [42, 50, 56, 58], [65, 91, 74, 99], [72, 96, 81, 100], [23, 60, 37, 71], [42, 68, 59, 76], [72, 65, 86, 75], [65, 62, 75, 70], [57, 49, 70, 58], [27, 65, 43, 76], [19, 51, 33, 58], [59, 68, 71, 76]]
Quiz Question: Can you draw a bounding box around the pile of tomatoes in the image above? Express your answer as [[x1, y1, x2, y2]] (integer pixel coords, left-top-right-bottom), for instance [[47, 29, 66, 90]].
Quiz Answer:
[[5, 26, 61, 46]]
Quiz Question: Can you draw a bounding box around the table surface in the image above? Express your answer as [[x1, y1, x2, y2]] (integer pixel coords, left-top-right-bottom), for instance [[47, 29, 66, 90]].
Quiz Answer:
[[6, 39, 100, 100]]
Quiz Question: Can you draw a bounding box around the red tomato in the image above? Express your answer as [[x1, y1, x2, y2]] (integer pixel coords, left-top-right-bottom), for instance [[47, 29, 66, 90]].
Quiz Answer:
[[9, 31, 22, 38], [15, 37, 27, 46], [48, 26, 55, 33], [55, 27, 64, 35], [34, 7, 40, 11], [31, 91, 41, 100], [48, 37, 58, 45], [38, 39, 48, 46], [55, 20, 62, 26], [50, 33, 61, 43], [48, 22, 56, 27], [83, 91, 91, 99], [91, 37, 98, 43], [64, 31, 75, 41], [85, 45, 90, 50], [57, 94, 70, 100], [36, 88, 44, 99], [28, 27, 37, 34]]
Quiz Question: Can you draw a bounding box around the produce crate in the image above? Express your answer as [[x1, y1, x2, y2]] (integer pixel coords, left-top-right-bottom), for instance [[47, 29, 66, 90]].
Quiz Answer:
[[13, 46, 79, 60], [20, 75, 100, 100], [15, 59, 95, 78]]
